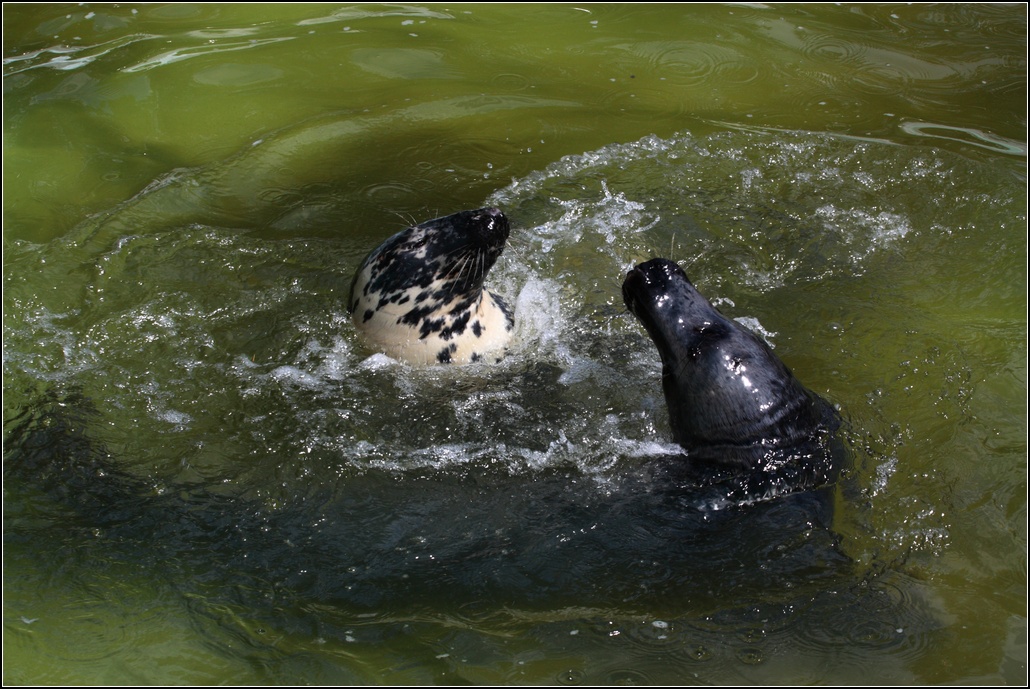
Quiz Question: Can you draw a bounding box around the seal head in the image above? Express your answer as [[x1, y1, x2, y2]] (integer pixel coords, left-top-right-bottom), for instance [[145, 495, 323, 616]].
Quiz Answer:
[[349, 207, 514, 365], [623, 258, 843, 500]]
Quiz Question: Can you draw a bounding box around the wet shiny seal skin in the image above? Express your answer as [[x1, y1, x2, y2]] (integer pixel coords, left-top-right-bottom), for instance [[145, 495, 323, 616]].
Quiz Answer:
[[623, 258, 845, 504], [349, 207, 514, 365]]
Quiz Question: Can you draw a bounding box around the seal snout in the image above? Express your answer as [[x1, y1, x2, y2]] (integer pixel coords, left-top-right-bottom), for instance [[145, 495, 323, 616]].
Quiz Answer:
[[622, 258, 690, 318], [621, 265, 648, 318], [469, 207, 510, 246], [480, 206, 505, 220]]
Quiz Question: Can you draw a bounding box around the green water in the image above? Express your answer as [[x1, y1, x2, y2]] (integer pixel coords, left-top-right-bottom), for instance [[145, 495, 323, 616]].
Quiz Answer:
[[3, 3, 1026, 685]]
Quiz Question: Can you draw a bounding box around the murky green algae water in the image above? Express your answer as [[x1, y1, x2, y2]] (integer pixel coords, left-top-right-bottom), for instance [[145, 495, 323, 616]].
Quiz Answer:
[[3, 3, 1026, 685]]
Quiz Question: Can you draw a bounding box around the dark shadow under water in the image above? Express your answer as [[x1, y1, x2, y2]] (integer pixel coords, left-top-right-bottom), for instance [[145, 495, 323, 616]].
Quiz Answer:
[[5, 385, 853, 626]]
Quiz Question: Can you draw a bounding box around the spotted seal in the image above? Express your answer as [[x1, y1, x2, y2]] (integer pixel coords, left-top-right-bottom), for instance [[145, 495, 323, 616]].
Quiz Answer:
[[622, 258, 844, 501], [349, 207, 514, 365]]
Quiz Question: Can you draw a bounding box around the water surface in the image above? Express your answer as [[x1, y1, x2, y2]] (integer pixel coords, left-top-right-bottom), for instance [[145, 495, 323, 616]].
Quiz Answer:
[[3, 3, 1026, 685]]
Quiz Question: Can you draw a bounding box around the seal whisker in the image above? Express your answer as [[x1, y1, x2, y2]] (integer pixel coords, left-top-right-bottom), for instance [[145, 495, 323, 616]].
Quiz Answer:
[[388, 210, 420, 230], [500, 241, 524, 263], [474, 251, 487, 288], [448, 261, 475, 299], [444, 248, 479, 291]]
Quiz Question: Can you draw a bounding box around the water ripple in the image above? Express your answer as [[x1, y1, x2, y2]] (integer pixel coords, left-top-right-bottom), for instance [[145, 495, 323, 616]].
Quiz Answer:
[[3, 34, 156, 74], [627, 41, 753, 88], [800, 33, 866, 65], [900, 121, 1027, 157], [122, 37, 295, 73], [296, 5, 454, 26]]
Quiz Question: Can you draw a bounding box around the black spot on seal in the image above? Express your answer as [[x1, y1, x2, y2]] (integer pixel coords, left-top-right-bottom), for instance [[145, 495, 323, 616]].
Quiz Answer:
[[349, 208, 514, 365], [623, 258, 845, 504]]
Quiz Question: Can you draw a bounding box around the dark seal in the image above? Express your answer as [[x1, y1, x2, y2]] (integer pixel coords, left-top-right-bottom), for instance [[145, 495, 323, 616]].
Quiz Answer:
[[349, 207, 514, 365], [623, 258, 845, 505]]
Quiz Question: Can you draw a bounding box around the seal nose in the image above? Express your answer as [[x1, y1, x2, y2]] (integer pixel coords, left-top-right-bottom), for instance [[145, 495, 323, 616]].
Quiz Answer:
[[477, 207, 506, 225], [623, 260, 666, 304], [473, 207, 510, 242], [622, 265, 645, 313], [636, 258, 687, 284], [623, 258, 696, 319]]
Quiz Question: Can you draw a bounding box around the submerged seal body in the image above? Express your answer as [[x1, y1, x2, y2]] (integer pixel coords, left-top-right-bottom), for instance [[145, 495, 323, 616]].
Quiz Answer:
[[349, 207, 514, 365], [623, 258, 844, 502]]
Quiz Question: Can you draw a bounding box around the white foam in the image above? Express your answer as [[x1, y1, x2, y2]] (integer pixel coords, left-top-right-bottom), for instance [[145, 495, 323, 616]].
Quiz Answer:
[[814, 204, 912, 258], [734, 316, 777, 347], [508, 275, 567, 358], [157, 409, 192, 426], [270, 365, 323, 389], [312, 336, 356, 380]]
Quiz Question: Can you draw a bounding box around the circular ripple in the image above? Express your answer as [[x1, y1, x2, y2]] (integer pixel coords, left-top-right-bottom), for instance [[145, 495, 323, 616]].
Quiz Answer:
[[556, 668, 585, 685], [359, 181, 423, 207], [619, 618, 682, 658], [792, 576, 937, 667], [803, 34, 865, 64], [648, 44, 725, 86], [736, 647, 765, 665], [605, 668, 651, 685], [850, 64, 913, 96], [492, 72, 531, 91], [42, 597, 134, 662], [713, 59, 761, 85]]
